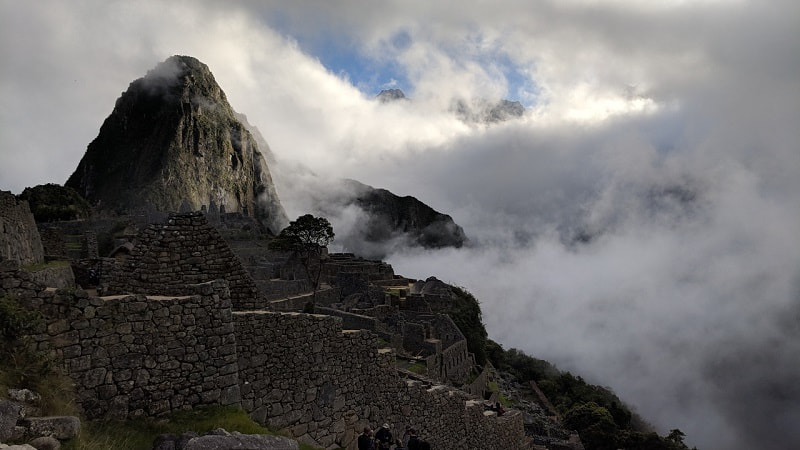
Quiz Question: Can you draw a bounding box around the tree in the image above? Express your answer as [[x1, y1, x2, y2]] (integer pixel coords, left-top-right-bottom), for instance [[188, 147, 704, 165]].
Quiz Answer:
[[17, 183, 91, 222], [268, 214, 334, 308], [563, 402, 619, 450]]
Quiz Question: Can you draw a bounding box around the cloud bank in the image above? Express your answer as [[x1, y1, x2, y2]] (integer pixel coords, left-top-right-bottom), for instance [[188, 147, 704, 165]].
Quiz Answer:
[[2, 1, 799, 449]]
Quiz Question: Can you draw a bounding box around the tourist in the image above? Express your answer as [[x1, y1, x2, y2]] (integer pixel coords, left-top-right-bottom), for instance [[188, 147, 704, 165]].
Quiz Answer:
[[406, 429, 421, 450], [358, 426, 374, 450], [401, 425, 413, 449], [375, 423, 393, 450]]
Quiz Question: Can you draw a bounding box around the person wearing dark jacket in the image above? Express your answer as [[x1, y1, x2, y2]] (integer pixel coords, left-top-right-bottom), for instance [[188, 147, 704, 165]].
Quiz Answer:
[[375, 423, 393, 449], [358, 426, 374, 450], [406, 429, 421, 450]]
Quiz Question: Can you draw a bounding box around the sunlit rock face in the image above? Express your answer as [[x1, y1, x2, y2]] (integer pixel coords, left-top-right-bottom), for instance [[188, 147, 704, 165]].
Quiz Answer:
[[66, 55, 288, 233]]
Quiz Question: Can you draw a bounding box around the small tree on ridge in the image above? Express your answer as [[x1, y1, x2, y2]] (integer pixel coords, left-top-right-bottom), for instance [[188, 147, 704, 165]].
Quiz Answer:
[[268, 214, 334, 308]]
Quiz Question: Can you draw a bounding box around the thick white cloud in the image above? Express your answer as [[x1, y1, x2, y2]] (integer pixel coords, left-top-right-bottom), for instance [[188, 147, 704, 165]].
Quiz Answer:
[[1, 1, 798, 449]]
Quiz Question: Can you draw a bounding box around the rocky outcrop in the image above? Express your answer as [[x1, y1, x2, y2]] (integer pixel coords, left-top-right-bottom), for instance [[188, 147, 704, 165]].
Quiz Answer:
[[344, 180, 466, 249], [451, 98, 525, 123], [376, 89, 407, 103], [0, 389, 80, 448], [65, 55, 288, 233]]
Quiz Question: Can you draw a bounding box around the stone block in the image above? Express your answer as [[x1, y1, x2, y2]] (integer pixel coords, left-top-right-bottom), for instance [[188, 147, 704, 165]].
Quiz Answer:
[[18, 416, 80, 440], [27, 436, 60, 450], [46, 320, 69, 336], [0, 399, 23, 442], [183, 434, 299, 450]]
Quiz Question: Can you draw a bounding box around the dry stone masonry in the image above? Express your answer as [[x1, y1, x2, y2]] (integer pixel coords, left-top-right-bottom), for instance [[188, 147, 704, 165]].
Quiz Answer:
[[101, 213, 264, 310], [234, 311, 524, 449], [0, 192, 44, 267], [1, 264, 524, 449], [1, 205, 525, 449]]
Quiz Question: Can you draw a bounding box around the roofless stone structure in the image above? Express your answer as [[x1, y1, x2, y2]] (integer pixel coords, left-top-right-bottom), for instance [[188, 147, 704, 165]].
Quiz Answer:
[[101, 212, 264, 310]]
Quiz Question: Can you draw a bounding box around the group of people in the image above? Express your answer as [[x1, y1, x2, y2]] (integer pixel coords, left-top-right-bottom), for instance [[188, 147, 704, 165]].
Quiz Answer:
[[358, 423, 431, 450]]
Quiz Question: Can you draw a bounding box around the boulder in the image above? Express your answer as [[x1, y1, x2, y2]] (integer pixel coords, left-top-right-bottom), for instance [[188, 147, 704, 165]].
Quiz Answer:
[[27, 436, 60, 450], [17, 417, 80, 440], [183, 433, 299, 450], [153, 430, 299, 450], [6, 391, 40, 406], [0, 400, 23, 442]]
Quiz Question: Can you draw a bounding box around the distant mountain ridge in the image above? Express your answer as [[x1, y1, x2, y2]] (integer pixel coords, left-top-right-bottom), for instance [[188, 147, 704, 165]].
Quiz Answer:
[[65, 55, 465, 249], [66, 55, 288, 233], [375, 89, 525, 123], [343, 179, 467, 250]]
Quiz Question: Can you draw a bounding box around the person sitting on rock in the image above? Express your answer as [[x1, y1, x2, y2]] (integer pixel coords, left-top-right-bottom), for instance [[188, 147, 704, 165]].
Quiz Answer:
[[358, 426, 374, 450], [375, 423, 393, 449]]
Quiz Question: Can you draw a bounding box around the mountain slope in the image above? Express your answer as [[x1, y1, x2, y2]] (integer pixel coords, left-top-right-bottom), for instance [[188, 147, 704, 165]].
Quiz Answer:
[[344, 179, 467, 249], [66, 55, 288, 233]]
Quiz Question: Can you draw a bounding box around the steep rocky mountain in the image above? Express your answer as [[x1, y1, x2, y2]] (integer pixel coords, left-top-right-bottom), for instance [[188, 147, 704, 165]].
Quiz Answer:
[[65, 55, 288, 233]]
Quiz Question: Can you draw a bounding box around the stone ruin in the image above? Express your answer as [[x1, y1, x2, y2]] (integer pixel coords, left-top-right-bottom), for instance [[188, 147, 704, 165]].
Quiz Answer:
[[100, 212, 263, 310], [0, 191, 45, 267], [0, 205, 528, 449]]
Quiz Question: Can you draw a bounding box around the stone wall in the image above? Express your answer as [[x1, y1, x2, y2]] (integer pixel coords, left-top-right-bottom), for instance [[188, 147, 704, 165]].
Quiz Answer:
[[314, 307, 378, 332], [9, 274, 241, 420], [322, 254, 395, 285], [464, 364, 491, 398], [3, 266, 524, 449], [0, 191, 44, 266], [27, 264, 75, 289], [266, 287, 340, 312], [401, 321, 429, 356], [400, 312, 475, 385], [101, 213, 262, 310], [39, 227, 68, 259], [438, 340, 474, 384], [234, 311, 524, 450]]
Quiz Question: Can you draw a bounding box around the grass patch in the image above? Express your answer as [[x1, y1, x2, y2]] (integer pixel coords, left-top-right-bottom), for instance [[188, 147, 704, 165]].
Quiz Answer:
[[408, 362, 426, 375], [63, 405, 321, 450], [485, 380, 512, 407]]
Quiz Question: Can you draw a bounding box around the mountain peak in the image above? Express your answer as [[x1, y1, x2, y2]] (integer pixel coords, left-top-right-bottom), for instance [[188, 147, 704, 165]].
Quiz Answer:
[[66, 55, 288, 233], [376, 89, 407, 103]]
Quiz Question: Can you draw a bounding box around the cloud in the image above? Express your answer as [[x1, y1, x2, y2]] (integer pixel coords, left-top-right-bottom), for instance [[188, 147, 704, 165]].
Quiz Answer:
[[1, 1, 799, 449]]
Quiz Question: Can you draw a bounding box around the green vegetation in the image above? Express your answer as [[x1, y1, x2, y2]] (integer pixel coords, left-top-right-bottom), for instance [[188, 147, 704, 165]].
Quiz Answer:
[[446, 286, 488, 366], [17, 183, 91, 222], [487, 340, 695, 450], [487, 380, 512, 407], [63, 405, 321, 450], [407, 362, 427, 374], [269, 214, 335, 301], [21, 260, 71, 272], [268, 214, 335, 252]]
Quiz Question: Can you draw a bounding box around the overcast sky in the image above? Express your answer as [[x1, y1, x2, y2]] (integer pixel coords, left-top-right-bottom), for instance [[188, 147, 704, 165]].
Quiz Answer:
[[2, 1, 799, 449]]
